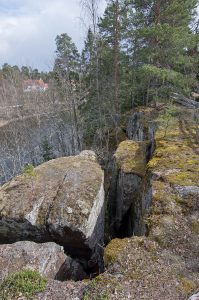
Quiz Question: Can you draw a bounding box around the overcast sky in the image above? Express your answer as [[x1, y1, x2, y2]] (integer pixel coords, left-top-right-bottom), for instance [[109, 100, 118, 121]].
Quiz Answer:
[[0, 0, 106, 71]]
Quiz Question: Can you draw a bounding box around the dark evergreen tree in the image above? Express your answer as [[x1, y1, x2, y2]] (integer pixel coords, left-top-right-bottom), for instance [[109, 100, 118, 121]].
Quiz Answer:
[[99, 0, 130, 113], [53, 33, 82, 152], [81, 28, 95, 87], [126, 0, 199, 105], [54, 33, 80, 82], [41, 139, 54, 162]]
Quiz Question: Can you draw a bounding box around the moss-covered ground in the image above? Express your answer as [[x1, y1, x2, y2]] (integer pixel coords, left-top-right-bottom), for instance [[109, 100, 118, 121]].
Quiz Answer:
[[83, 106, 199, 300], [0, 269, 47, 300]]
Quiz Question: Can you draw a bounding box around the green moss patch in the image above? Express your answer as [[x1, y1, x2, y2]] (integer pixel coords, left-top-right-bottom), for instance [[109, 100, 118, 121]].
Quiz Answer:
[[82, 107, 199, 300], [104, 238, 128, 266], [148, 125, 199, 186], [0, 269, 47, 300], [115, 140, 147, 176], [178, 276, 197, 295], [191, 219, 199, 234]]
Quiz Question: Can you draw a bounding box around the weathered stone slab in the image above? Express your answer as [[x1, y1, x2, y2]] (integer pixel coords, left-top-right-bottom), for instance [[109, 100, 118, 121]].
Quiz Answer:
[[0, 241, 86, 282], [0, 151, 104, 271], [174, 185, 199, 198]]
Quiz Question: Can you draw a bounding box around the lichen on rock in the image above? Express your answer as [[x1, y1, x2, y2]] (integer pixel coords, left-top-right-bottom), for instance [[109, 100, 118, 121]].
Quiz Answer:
[[0, 151, 105, 274], [114, 140, 147, 176], [85, 106, 199, 300], [0, 241, 87, 282]]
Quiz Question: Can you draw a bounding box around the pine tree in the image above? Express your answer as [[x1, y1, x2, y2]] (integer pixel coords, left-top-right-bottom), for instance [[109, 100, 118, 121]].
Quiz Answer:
[[126, 0, 199, 105], [54, 33, 80, 83], [99, 0, 129, 114], [53, 33, 82, 152], [81, 28, 99, 136], [41, 139, 54, 162], [81, 28, 96, 88], [80, 0, 130, 148]]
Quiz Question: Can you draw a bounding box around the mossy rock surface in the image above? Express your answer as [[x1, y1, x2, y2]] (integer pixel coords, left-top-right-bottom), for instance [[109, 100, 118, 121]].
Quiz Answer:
[[0, 151, 105, 264], [104, 238, 128, 266], [114, 140, 147, 176], [148, 121, 199, 186], [84, 106, 199, 300]]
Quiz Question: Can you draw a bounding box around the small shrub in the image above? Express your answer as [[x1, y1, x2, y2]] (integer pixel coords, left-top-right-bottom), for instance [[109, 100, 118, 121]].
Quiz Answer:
[[41, 139, 54, 162], [157, 102, 176, 137], [0, 269, 47, 300], [22, 164, 37, 179]]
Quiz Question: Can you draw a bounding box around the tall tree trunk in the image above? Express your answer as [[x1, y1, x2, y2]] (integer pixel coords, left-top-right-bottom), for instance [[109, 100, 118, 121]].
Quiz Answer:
[[113, 0, 120, 117]]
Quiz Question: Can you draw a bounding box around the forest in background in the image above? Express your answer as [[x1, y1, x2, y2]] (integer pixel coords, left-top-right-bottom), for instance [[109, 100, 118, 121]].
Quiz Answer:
[[0, 0, 199, 164]]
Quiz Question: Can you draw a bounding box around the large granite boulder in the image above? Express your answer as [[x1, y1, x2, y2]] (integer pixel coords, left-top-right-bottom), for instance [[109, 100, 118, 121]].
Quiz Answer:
[[0, 151, 104, 271], [0, 241, 86, 282]]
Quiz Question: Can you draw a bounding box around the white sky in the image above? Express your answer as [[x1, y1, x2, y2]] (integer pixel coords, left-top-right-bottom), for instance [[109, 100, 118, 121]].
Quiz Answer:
[[0, 0, 106, 71]]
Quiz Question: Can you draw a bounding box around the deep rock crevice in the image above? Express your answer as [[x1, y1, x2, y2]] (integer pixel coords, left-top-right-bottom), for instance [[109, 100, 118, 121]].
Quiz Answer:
[[0, 110, 157, 286], [106, 110, 156, 240]]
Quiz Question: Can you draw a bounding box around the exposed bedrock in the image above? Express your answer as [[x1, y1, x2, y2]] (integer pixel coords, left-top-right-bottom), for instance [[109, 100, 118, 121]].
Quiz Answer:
[[188, 292, 199, 300], [108, 140, 152, 237], [0, 150, 105, 274], [0, 241, 86, 282], [126, 110, 156, 160], [107, 109, 156, 238]]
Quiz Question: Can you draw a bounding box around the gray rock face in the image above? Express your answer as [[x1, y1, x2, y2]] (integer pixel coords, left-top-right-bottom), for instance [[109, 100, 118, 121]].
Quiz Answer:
[[189, 292, 199, 300], [109, 169, 152, 237], [126, 111, 156, 160], [174, 185, 199, 198], [174, 185, 199, 212], [0, 152, 104, 272], [0, 241, 86, 282], [116, 172, 142, 224], [108, 141, 152, 237], [127, 112, 145, 141], [0, 113, 80, 185], [108, 109, 156, 238]]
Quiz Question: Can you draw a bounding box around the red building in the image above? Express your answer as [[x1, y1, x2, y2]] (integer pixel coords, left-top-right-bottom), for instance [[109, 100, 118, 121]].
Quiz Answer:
[[23, 79, 48, 92]]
